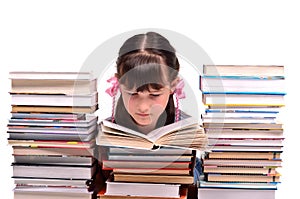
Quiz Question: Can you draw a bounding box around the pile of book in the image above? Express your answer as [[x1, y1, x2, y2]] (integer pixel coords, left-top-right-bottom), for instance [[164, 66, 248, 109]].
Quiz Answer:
[[7, 71, 99, 199], [198, 65, 285, 199], [96, 113, 208, 199]]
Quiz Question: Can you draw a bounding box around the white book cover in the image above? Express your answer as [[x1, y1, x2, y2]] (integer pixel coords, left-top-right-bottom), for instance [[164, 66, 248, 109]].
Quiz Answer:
[[9, 71, 95, 80], [198, 188, 275, 199], [10, 92, 98, 107], [105, 179, 180, 198]]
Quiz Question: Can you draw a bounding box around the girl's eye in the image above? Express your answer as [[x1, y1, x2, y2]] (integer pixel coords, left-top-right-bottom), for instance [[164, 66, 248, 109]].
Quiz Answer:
[[150, 94, 161, 97], [127, 92, 138, 96]]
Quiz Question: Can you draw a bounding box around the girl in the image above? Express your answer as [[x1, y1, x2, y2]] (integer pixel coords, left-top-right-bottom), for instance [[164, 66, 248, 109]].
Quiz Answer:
[[91, 31, 201, 198], [109, 31, 182, 133]]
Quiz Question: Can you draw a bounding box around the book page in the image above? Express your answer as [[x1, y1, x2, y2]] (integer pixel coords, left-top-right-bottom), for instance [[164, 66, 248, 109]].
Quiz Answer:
[[101, 119, 150, 140], [147, 116, 199, 142]]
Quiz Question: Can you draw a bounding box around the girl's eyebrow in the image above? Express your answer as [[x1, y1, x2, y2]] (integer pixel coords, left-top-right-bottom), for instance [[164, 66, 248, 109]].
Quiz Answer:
[[149, 87, 167, 92], [149, 89, 164, 93]]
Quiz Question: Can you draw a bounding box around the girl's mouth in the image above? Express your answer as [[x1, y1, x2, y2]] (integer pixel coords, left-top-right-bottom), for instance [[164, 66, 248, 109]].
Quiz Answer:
[[136, 113, 150, 117]]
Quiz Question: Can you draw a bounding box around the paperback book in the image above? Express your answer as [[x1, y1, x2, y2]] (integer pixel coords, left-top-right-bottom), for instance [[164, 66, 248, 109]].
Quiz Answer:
[[97, 114, 207, 151]]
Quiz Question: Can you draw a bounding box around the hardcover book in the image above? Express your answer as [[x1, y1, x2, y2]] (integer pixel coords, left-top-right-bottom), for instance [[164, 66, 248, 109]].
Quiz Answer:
[[202, 65, 284, 77], [198, 188, 275, 199]]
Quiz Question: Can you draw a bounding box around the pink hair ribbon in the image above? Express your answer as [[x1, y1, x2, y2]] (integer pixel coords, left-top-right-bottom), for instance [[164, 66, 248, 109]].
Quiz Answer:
[[174, 79, 186, 122], [105, 76, 119, 97], [105, 76, 119, 122]]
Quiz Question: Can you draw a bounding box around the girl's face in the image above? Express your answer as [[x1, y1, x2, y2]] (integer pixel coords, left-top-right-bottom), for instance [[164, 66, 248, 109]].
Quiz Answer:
[[120, 85, 171, 127]]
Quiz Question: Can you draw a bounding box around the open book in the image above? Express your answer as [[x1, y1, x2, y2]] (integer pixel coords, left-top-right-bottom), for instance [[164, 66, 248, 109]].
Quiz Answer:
[[96, 114, 207, 150]]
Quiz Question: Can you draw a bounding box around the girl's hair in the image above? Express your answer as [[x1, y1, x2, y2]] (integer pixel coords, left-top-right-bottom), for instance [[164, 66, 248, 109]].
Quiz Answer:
[[114, 32, 180, 131]]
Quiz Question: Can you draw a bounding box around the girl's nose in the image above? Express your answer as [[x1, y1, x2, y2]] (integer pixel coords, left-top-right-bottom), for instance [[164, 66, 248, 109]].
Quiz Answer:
[[137, 98, 150, 113]]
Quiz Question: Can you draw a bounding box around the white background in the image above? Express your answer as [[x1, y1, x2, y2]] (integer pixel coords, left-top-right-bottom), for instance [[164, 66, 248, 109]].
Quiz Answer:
[[1, 0, 299, 198]]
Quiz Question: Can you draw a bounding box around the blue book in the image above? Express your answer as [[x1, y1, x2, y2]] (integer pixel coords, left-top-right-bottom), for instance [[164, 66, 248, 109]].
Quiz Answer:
[[200, 75, 286, 94]]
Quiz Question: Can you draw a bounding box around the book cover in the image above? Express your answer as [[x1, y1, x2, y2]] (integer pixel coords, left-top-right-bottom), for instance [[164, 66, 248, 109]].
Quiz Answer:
[[200, 75, 285, 93], [12, 163, 97, 180], [202, 65, 284, 77], [202, 93, 285, 107], [10, 92, 98, 107], [205, 173, 280, 183], [206, 151, 281, 160], [13, 186, 92, 199], [11, 104, 99, 113], [98, 186, 188, 199], [113, 173, 194, 184], [202, 159, 282, 167], [11, 78, 97, 95], [199, 181, 278, 190], [9, 71, 95, 80], [105, 179, 181, 198], [198, 187, 275, 199], [8, 139, 96, 149], [102, 160, 192, 170], [8, 114, 98, 127], [203, 166, 278, 175], [12, 146, 94, 156]]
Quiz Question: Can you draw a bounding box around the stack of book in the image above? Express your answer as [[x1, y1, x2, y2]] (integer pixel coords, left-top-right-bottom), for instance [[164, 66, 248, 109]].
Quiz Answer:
[[198, 65, 285, 199], [96, 113, 208, 199], [7, 71, 99, 199]]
